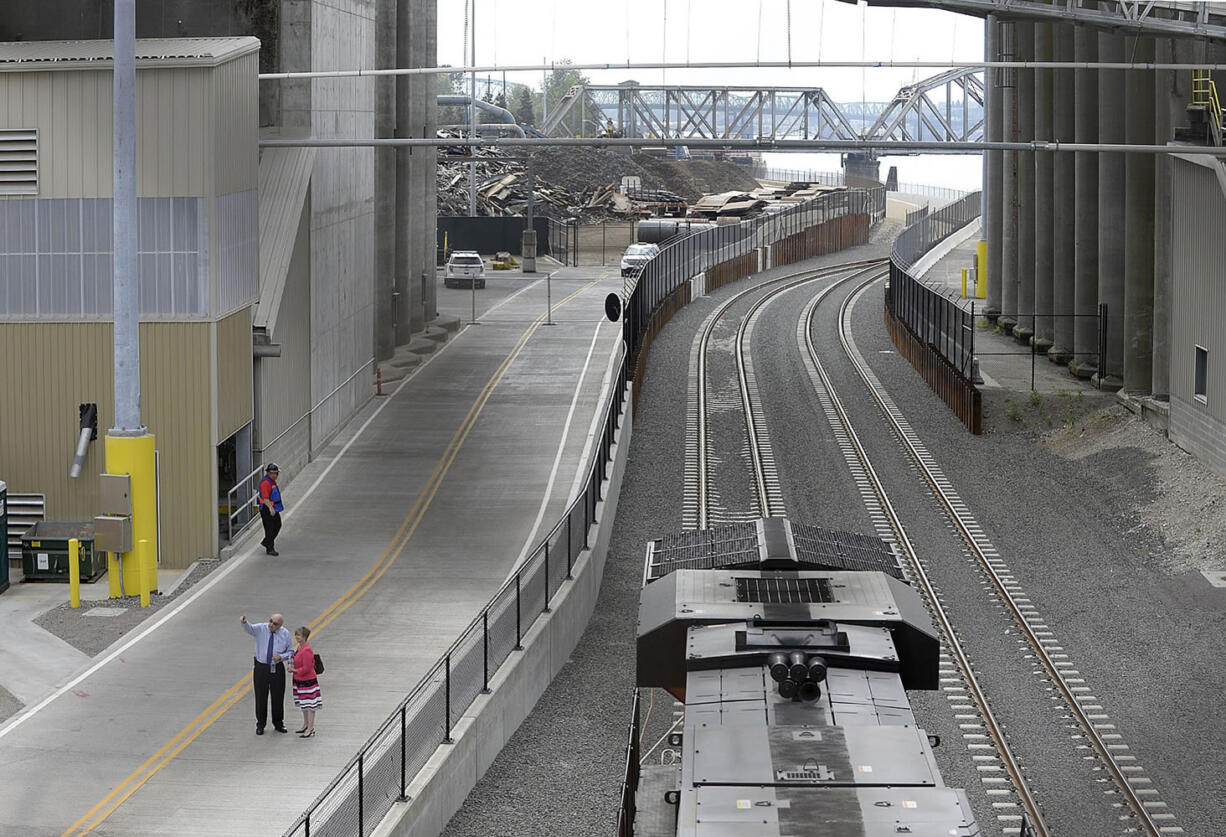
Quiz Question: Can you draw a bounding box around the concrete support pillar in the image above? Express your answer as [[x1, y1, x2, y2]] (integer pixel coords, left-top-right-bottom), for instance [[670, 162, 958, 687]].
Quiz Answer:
[[1071, 24, 1099, 378], [373, 0, 396, 362], [1123, 36, 1156, 394], [421, 0, 439, 322], [408, 0, 427, 334], [393, 0, 413, 346], [1095, 30, 1125, 390], [1050, 23, 1075, 364], [1032, 22, 1054, 353], [1013, 22, 1036, 344], [984, 15, 1003, 319], [999, 20, 1019, 333], [1152, 39, 1192, 400]]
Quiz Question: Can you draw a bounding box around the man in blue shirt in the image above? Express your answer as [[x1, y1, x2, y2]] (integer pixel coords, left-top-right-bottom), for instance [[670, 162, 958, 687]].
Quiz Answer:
[[258, 463, 284, 556], [240, 613, 294, 734]]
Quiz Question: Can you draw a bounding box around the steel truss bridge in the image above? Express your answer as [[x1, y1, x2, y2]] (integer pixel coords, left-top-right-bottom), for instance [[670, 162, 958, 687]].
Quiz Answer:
[[541, 69, 985, 145]]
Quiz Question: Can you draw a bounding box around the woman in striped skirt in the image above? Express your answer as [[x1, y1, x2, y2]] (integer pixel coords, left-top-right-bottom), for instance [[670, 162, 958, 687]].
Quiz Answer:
[[291, 627, 323, 737]]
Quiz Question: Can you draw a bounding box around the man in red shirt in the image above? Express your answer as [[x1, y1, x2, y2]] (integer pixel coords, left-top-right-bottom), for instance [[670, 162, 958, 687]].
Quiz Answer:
[[258, 463, 284, 556]]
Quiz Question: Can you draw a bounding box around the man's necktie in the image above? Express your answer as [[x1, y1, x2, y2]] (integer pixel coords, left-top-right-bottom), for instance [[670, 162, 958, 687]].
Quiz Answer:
[[266, 632, 276, 672]]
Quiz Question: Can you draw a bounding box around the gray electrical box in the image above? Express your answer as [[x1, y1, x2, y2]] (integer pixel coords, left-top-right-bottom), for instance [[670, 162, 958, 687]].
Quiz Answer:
[[99, 474, 132, 516], [94, 514, 133, 553]]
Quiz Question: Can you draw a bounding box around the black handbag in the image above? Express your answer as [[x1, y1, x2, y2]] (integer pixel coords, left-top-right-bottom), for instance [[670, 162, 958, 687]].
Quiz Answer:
[[313, 652, 324, 674]]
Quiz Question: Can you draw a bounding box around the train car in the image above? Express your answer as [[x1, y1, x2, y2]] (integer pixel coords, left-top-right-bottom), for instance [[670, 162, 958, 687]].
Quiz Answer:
[[626, 517, 980, 837]]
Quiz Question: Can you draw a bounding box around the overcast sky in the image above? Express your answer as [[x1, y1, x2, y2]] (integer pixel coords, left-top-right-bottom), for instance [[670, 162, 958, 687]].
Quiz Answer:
[[437, 0, 985, 102]]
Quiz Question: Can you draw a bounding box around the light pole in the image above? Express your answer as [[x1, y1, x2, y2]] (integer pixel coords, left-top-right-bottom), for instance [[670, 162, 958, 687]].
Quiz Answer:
[[107, 0, 159, 597]]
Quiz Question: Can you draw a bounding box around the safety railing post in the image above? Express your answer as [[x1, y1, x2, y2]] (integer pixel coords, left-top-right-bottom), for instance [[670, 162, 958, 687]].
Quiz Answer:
[[514, 574, 523, 650], [566, 516, 574, 579], [482, 610, 490, 693], [398, 705, 407, 801], [543, 543, 552, 614], [358, 754, 364, 836], [444, 654, 453, 744]]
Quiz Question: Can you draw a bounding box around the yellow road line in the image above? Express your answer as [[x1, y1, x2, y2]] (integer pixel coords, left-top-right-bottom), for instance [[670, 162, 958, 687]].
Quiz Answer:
[[63, 278, 602, 837]]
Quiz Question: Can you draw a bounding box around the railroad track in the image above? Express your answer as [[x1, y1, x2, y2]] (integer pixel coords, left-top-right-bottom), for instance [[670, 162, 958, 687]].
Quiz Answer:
[[834, 276, 1176, 837], [683, 258, 885, 530], [682, 256, 1182, 836]]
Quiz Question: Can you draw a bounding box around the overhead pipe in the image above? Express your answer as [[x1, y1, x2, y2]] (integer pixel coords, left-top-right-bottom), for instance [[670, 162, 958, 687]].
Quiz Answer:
[[261, 58, 1226, 82], [261, 135, 1226, 156], [437, 95, 526, 137]]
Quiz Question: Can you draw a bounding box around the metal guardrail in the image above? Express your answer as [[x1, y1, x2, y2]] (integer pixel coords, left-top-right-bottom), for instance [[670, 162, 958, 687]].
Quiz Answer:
[[283, 353, 629, 837], [886, 191, 984, 432], [623, 185, 884, 369], [894, 181, 973, 208], [225, 361, 375, 545], [749, 163, 845, 186], [614, 689, 642, 837], [224, 465, 263, 545]]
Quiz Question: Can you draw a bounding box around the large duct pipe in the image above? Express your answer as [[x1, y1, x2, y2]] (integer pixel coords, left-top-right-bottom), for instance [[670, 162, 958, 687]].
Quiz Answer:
[[70, 403, 98, 479], [437, 95, 527, 137]]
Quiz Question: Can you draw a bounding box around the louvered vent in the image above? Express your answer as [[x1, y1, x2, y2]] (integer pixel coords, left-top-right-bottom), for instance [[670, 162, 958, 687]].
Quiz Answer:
[[735, 576, 833, 604], [0, 129, 38, 195]]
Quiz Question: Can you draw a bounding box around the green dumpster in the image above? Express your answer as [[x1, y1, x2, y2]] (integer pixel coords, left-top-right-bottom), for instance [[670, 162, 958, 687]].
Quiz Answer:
[[21, 521, 104, 582]]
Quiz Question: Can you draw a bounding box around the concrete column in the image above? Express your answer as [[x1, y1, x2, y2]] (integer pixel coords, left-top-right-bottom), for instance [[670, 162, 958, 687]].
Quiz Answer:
[[1152, 41, 1191, 400], [984, 15, 1003, 319], [422, 0, 439, 322], [393, 0, 413, 346], [1013, 22, 1036, 344], [374, 0, 396, 362], [279, 2, 312, 130], [1070, 23, 1099, 378], [1123, 36, 1156, 394], [999, 20, 1019, 334], [1049, 22, 1075, 364], [1095, 30, 1125, 390], [1032, 22, 1054, 353], [408, 0, 427, 334]]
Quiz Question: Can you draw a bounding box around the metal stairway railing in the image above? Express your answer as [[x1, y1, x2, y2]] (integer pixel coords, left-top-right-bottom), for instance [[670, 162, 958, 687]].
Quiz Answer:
[[1192, 68, 1223, 146]]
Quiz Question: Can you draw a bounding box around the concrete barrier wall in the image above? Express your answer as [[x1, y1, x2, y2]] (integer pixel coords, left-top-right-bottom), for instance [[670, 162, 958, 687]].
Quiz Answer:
[[372, 387, 633, 837]]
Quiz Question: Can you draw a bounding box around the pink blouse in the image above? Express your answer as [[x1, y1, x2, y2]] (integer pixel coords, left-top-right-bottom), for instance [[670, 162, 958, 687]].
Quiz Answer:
[[292, 643, 316, 681]]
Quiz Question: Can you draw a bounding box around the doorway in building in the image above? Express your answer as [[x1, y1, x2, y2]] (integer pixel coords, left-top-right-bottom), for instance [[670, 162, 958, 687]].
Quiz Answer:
[[218, 423, 254, 546]]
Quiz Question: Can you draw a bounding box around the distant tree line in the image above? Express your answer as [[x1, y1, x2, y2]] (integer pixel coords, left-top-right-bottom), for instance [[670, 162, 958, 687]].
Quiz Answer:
[[435, 60, 604, 135]]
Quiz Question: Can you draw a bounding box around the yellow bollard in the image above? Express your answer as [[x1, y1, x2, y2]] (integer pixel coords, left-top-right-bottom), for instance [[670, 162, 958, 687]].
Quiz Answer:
[[107, 552, 121, 599], [68, 538, 81, 609], [976, 240, 988, 299], [961, 268, 968, 298], [138, 539, 150, 608]]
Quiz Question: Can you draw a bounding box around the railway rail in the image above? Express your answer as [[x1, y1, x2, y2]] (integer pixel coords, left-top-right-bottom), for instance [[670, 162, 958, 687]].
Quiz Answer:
[[677, 256, 1182, 836]]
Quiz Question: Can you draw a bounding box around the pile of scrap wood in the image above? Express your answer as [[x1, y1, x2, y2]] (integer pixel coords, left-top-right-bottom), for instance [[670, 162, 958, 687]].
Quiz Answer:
[[689, 191, 766, 219], [437, 136, 632, 219]]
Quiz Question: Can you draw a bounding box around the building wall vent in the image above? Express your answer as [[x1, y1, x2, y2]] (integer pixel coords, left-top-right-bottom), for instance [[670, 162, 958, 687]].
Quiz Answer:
[[0, 129, 38, 196]]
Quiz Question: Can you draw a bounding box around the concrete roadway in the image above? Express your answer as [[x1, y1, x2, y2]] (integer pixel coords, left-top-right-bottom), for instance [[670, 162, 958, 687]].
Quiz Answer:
[[0, 263, 623, 837]]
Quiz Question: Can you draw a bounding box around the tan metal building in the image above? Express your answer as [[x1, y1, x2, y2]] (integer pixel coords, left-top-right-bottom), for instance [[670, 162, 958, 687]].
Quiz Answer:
[[0, 38, 260, 569], [1170, 153, 1226, 478]]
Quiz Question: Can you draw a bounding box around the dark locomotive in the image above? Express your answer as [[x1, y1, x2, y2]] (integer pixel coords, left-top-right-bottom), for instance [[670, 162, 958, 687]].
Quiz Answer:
[[625, 517, 980, 837]]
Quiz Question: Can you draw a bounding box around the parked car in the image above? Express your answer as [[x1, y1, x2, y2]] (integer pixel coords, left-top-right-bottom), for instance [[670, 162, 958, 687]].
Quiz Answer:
[[444, 251, 486, 288], [620, 242, 661, 277]]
